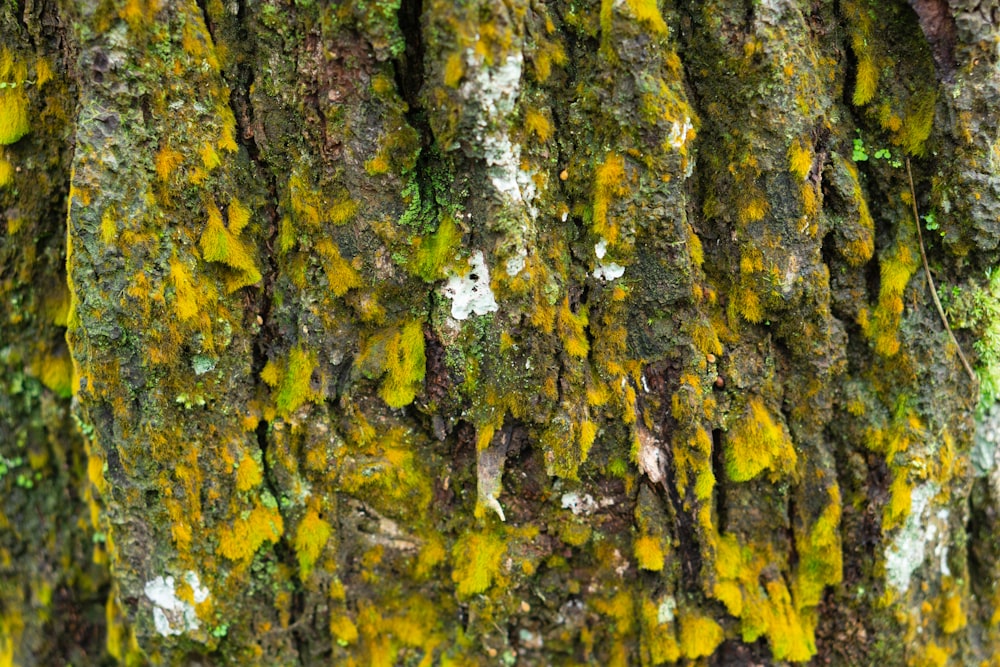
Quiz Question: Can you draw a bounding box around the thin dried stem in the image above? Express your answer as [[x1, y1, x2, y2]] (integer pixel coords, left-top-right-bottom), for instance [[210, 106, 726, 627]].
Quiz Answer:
[[905, 158, 978, 386]]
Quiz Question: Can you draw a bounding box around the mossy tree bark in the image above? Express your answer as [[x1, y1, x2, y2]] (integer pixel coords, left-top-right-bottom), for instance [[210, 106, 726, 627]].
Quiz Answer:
[[3, 0, 1000, 665]]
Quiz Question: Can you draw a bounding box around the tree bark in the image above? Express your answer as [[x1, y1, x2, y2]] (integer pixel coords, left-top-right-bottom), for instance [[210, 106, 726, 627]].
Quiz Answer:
[[3, 0, 1000, 664]]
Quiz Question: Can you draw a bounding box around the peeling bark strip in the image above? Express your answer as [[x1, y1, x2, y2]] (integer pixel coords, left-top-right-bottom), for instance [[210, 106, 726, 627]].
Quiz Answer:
[[3, 0, 1000, 664]]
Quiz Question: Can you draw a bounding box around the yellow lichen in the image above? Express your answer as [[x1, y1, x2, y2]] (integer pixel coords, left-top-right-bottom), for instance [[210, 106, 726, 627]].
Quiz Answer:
[[443, 52, 464, 87]]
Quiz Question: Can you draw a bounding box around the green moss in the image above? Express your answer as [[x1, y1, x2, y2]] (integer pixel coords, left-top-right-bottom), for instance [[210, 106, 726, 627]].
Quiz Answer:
[[411, 217, 461, 282]]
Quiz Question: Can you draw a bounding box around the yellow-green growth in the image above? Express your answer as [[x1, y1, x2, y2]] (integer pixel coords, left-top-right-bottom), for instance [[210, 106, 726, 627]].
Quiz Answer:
[[379, 320, 426, 408], [883, 468, 913, 531], [216, 503, 284, 561], [234, 454, 262, 492], [601, 0, 668, 39], [793, 484, 843, 609], [524, 108, 552, 142], [853, 57, 879, 106], [154, 147, 183, 181], [169, 257, 205, 320], [639, 598, 681, 664], [633, 534, 665, 571], [865, 236, 919, 356], [896, 90, 937, 157], [329, 197, 358, 226], [451, 529, 506, 598], [678, 613, 724, 659], [412, 217, 461, 281], [199, 201, 262, 291], [0, 155, 12, 187], [725, 397, 797, 482], [592, 153, 628, 244], [0, 50, 29, 145], [294, 507, 332, 579], [39, 353, 73, 398], [100, 207, 116, 245], [274, 346, 319, 417], [227, 197, 251, 234], [558, 297, 590, 358], [788, 138, 812, 181], [314, 239, 362, 296]]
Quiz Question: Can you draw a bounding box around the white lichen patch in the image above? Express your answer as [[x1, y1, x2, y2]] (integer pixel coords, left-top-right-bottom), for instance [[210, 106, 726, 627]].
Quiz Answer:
[[593, 238, 625, 280], [884, 483, 946, 594], [668, 116, 694, 150], [144, 571, 210, 637], [594, 261, 626, 281], [505, 246, 527, 277], [657, 596, 677, 624], [442, 250, 499, 320], [459, 50, 537, 275], [561, 491, 598, 516]]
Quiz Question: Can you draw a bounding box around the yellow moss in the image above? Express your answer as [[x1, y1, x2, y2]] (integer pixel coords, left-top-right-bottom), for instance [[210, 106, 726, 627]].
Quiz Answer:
[[443, 51, 464, 87], [896, 91, 937, 157], [884, 469, 913, 531], [524, 108, 552, 142], [216, 503, 284, 561], [725, 397, 797, 482], [364, 153, 390, 175], [414, 537, 446, 580], [294, 506, 332, 579], [853, 57, 879, 106], [199, 201, 262, 290], [939, 591, 966, 634], [100, 207, 116, 245], [678, 613, 724, 659], [200, 142, 220, 170], [738, 196, 769, 225], [560, 521, 592, 546], [289, 172, 323, 227], [593, 153, 628, 244], [914, 643, 949, 667], [228, 197, 251, 235], [155, 147, 183, 181], [788, 138, 813, 181], [688, 319, 722, 357], [640, 598, 681, 664], [451, 529, 506, 598], [558, 297, 590, 358], [376, 320, 426, 409], [688, 225, 704, 267], [0, 87, 29, 145], [634, 535, 665, 571], [274, 346, 319, 417], [0, 155, 12, 187], [578, 419, 597, 461], [412, 217, 461, 281], [235, 454, 262, 492], [39, 353, 73, 398], [330, 612, 359, 645], [732, 285, 764, 324], [329, 198, 358, 226], [216, 102, 238, 152], [35, 57, 52, 87], [314, 239, 362, 296], [532, 41, 567, 82]]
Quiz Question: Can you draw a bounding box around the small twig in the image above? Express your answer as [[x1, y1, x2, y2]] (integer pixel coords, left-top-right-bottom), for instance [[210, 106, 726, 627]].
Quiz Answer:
[[905, 158, 978, 386]]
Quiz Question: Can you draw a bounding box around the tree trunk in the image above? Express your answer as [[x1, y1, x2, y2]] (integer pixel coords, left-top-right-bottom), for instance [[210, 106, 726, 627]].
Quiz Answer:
[[3, 0, 1000, 664]]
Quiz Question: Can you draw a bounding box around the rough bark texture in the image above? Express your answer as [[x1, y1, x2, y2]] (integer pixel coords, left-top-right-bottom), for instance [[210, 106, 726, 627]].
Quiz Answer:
[[3, 0, 1000, 665]]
